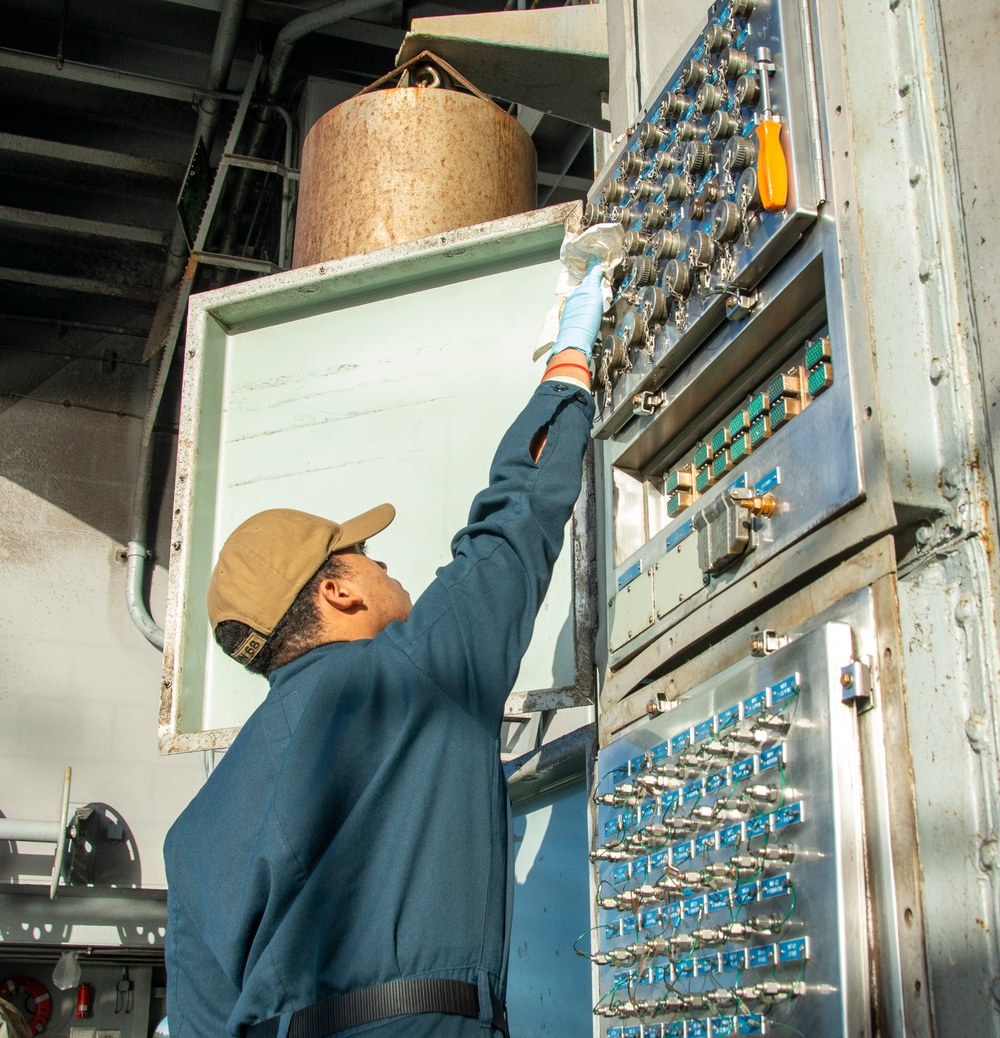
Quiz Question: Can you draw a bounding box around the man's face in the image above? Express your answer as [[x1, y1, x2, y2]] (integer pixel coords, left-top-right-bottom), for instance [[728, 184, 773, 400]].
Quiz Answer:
[[335, 543, 412, 630]]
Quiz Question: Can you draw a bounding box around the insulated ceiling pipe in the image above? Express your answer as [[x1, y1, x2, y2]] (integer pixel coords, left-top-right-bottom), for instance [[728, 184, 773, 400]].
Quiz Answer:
[[218, 0, 394, 257], [158, 0, 250, 299], [127, 0, 247, 650]]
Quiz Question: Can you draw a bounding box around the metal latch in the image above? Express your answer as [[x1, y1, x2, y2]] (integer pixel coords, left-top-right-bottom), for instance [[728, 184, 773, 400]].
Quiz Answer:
[[725, 288, 759, 321], [750, 629, 788, 656], [633, 390, 665, 416], [840, 658, 873, 708]]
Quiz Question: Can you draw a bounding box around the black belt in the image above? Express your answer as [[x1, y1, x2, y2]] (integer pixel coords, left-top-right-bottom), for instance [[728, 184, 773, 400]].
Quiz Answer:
[[245, 978, 509, 1038]]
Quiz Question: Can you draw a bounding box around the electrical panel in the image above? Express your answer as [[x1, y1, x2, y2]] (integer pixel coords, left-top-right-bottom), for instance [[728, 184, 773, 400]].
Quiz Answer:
[[588, 624, 868, 1037], [593, 0, 863, 670], [588, 0, 821, 437]]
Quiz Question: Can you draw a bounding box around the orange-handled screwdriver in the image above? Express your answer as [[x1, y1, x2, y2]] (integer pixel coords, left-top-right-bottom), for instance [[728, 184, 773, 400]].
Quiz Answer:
[[754, 47, 788, 211]]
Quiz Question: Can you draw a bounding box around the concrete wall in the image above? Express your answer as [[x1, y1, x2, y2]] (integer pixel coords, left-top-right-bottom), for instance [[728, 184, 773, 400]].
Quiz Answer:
[[0, 323, 206, 911]]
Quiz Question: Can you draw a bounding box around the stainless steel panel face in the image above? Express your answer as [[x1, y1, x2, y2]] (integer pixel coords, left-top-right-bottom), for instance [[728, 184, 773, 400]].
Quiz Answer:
[[609, 567, 656, 653], [589, 0, 823, 438], [603, 287, 864, 666], [654, 537, 703, 619], [589, 623, 868, 1038]]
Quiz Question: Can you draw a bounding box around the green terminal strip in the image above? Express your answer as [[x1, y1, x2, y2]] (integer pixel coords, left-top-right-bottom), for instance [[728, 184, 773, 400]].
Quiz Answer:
[[694, 442, 713, 468], [768, 372, 799, 401], [808, 363, 834, 396], [712, 450, 731, 479], [711, 427, 730, 454], [770, 398, 790, 428], [696, 465, 714, 493], [667, 491, 695, 518], [666, 470, 681, 494], [805, 337, 831, 370], [748, 392, 768, 422], [729, 410, 750, 438], [749, 415, 771, 447], [730, 432, 750, 463]]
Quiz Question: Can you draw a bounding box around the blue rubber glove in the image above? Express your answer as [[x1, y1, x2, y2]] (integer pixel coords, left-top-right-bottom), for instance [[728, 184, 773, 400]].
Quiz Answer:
[[547, 261, 606, 361]]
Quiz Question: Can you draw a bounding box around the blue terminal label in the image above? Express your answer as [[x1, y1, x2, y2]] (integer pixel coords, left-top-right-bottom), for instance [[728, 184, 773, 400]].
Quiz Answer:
[[696, 831, 718, 857], [762, 873, 791, 899], [694, 718, 714, 743], [622, 914, 638, 935], [632, 857, 648, 878], [706, 769, 728, 794], [720, 822, 744, 847], [684, 895, 706, 918], [671, 729, 693, 755], [695, 953, 719, 976], [649, 850, 669, 873], [630, 754, 645, 775], [745, 815, 769, 840], [722, 949, 747, 972], [778, 937, 809, 964], [747, 945, 774, 969], [624, 1027, 643, 1038], [665, 902, 682, 926], [604, 815, 622, 837], [731, 757, 755, 783], [707, 889, 731, 914], [617, 559, 643, 591], [737, 1015, 766, 1036], [614, 970, 634, 986], [607, 1028, 623, 1038], [682, 780, 705, 804], [641, 908, 661, 930], [735, 880, 759, 905], [664, 1024, 686, 1038], [717, 704, 740, 731], [757, 744, 784, 772], [612, 763, 630, 783], [673, 841, 693, 865], [651, 963, 671, 985], [612, 863, 630, 885], [742, 690, 767, 717], [687, 1020, 708, 1038], [622, 806, 636, 827], [756, 467, 781, 495], [662, 790, 680, 813], [665, 518, 696, 552], [604, 920, 622, 939], [640, 800, 656, 823], [773, 802, 804, 829], [651, 740, 670, 763], [674, 958, 695, 979], [710, 1019, 736, 1037], [770, 674, 800, 706]]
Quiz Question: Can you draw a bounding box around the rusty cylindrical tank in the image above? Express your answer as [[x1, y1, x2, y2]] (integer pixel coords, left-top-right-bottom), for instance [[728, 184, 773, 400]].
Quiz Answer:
[[292, 86, 537, 267]]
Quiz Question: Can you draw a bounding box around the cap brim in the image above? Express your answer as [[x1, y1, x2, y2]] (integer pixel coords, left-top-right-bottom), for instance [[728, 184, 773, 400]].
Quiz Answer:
[[332, 502, 395, 552]]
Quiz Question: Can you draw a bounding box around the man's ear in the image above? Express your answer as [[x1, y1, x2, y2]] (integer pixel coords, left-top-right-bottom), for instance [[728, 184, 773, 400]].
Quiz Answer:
[[316, 576, 364, 614]]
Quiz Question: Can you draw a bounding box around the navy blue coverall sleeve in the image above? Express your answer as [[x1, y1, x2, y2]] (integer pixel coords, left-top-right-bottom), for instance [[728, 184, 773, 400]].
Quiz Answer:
[[383, 380, 596, 721]]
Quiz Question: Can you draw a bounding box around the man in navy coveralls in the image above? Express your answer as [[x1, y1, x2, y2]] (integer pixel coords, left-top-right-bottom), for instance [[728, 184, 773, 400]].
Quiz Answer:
[[164, 263, 606, 1038]]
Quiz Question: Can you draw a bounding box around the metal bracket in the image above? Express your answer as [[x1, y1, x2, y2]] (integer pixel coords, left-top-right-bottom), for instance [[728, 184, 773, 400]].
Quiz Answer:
[[750, 629, 789, 656], [633, 390, 665, 416], [725, 288, 759, 321], [840, 658, 873, 710]]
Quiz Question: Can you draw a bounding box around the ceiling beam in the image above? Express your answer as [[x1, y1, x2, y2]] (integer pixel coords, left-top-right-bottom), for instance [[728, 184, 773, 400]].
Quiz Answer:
[[0, 206, 169, 247], [0, 267, 160, 303], [0, 133, 185, 181], [0, 47, 240, 105]]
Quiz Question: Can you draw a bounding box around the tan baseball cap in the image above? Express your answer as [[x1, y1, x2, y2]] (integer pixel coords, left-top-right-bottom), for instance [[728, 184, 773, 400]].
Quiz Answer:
[[207, 503, 395, 663]]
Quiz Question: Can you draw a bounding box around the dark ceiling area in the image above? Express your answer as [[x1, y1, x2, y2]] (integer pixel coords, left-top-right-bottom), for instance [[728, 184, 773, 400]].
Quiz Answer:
[[0, 0, 595, 428]]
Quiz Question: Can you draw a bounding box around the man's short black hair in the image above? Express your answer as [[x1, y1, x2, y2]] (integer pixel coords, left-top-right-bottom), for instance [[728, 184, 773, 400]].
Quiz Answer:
[[214, 553, 350, 676]]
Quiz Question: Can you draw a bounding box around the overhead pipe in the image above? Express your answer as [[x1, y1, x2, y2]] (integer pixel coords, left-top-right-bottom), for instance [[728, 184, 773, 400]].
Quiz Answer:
[[219, 0, 393, 257], [127, 0, 248, 649]]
